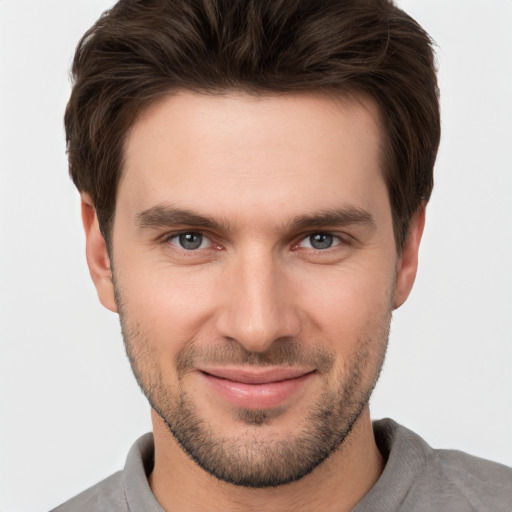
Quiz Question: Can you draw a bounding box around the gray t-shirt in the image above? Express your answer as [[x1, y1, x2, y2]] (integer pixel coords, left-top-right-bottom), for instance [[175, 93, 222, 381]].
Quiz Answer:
[[51, 419, 512, 511]]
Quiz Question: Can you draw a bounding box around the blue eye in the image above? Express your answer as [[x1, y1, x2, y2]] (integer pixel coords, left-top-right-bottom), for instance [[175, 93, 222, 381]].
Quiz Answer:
[[299, 233, 341, 250], [169, 232, 211, 250]]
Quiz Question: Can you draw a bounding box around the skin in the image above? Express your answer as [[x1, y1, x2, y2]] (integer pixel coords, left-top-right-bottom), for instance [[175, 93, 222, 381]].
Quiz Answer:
[[82, 91, 424, 511]]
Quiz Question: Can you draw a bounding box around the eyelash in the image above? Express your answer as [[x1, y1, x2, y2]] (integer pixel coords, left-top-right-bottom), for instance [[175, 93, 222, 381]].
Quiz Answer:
[[162, 230, 350, 253], [294, 233, 345, 251], [164, 231, 217, 252]]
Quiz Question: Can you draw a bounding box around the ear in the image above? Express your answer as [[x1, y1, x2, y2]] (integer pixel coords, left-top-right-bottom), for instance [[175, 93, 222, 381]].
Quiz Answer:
[[81, 194, 118, 313], [393, 206, 426, 309]]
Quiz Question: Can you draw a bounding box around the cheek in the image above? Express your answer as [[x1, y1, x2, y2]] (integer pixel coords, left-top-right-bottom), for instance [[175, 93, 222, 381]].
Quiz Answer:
[[297, 263, 395, 345], [115, 260, 221, 346], [299, 269, 393, 394]]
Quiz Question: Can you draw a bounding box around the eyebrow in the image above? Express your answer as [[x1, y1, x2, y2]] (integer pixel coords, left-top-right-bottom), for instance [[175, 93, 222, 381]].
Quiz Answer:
[[287, 207, 376, 232], [135, 204, 375, 233], [135, 204, 231, 231]]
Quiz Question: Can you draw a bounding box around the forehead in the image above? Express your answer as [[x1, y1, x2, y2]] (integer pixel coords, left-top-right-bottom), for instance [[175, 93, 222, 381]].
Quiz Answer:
[[119, 90, 389, 228]]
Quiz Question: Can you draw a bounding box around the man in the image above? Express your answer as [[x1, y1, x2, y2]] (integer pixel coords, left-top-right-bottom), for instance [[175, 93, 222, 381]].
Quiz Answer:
[[52, 0, 512, 510]]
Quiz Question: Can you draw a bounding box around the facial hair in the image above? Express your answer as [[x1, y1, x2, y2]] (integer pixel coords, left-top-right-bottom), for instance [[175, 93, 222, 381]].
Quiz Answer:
[[114, 281, 390, 488]]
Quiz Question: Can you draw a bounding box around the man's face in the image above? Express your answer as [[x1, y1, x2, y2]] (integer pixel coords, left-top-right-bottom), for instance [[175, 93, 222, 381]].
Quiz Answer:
[[88, 91, 420, 487]]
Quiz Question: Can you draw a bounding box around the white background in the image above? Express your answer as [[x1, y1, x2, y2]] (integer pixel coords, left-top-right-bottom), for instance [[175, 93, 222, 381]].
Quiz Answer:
[[1, 1, 511, 511]]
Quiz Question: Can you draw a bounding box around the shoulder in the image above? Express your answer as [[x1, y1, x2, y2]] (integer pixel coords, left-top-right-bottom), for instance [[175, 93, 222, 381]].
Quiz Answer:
[[50, 432, 157, 511], [369, 419, 512, 511], [50, 471, 127, 512], [434, 448, 512, 509]]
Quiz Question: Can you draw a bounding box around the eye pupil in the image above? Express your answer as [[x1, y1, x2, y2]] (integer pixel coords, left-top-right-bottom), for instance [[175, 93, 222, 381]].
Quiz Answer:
[[310, 233, 333, 250], [179, 233, 203, 250]]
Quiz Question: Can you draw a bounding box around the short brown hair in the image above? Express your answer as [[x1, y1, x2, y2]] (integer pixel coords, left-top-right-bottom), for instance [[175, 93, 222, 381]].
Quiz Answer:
[[65, 0, 440, 250]]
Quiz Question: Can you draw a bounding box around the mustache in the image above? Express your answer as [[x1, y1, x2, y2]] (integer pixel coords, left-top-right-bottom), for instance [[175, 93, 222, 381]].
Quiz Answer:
[[176, 338, 335, 375]]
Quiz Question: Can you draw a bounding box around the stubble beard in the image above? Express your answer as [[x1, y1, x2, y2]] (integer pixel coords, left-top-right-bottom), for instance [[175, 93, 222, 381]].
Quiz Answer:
[[114, 283, 391, 488]]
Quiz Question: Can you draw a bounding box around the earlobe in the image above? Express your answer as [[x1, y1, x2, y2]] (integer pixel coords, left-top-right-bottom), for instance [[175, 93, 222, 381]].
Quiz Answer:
[[81, 194, 118, 313], [393, 206, 426, 309]]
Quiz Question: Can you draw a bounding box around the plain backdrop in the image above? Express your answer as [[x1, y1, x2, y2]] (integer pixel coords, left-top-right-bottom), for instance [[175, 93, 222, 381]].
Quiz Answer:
[[1, 1, 511, 511]]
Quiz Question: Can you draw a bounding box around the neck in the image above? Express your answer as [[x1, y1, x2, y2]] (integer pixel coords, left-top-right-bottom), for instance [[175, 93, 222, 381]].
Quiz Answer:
[[149, 407, 384, 512]]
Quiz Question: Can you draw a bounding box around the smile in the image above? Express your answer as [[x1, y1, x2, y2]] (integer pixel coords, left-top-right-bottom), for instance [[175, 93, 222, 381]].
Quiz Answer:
[[198, 367, 317, 410]]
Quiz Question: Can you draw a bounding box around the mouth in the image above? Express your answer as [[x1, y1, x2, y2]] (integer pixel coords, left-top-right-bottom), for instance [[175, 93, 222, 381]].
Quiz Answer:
[[197, 367, 317, 410]]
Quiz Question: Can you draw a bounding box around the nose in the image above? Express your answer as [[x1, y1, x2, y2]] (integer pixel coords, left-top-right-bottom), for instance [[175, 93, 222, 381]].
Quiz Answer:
[[215, 250, 301, 353]]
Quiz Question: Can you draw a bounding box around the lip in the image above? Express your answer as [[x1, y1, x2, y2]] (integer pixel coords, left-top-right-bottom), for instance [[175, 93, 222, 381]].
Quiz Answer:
[[198, 367, 316, 410]]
